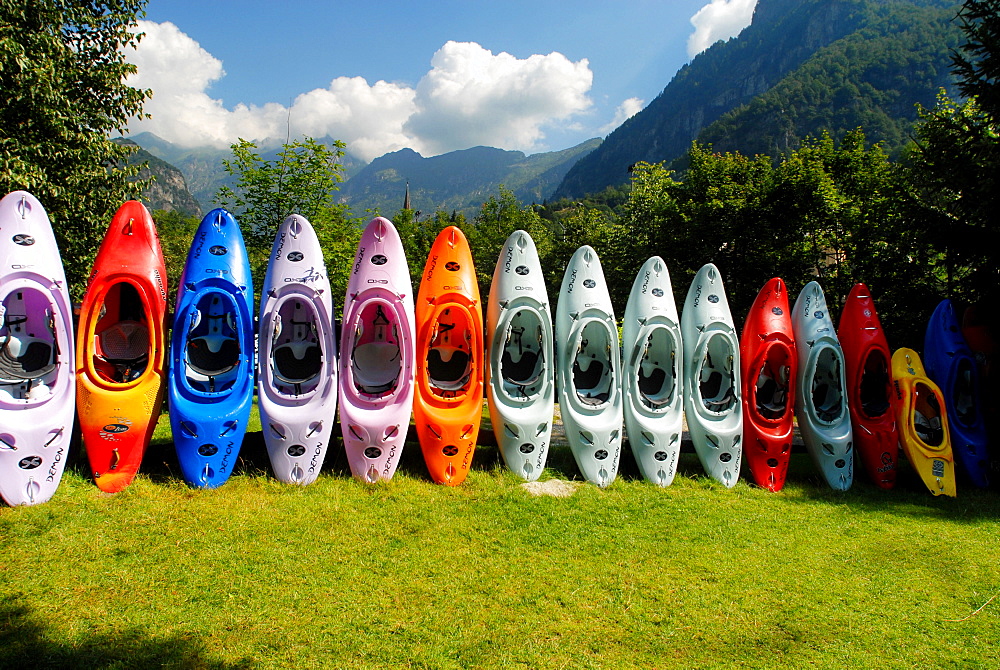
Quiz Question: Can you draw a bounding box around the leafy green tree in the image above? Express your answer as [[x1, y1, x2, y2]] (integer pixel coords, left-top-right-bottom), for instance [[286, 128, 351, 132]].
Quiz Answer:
[[393, 207, 462, 283], [952, 0, 1000, 119], [215, 137, 360, 301], [0, 0, 151, 296], [467, 186, 553, 301]]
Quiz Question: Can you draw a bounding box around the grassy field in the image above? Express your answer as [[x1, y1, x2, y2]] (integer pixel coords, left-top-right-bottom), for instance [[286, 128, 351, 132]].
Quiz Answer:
[[2, 408, 999, 669]]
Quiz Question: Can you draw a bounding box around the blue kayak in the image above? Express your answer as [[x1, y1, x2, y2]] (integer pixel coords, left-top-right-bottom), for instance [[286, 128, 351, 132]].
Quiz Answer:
[[923, 298, 990, 488], [168, 209, 255, 488]]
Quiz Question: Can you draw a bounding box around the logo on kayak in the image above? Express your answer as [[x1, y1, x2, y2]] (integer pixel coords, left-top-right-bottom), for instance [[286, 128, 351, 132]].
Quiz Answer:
[[209, 245, 228, 256], [287, 251, 304, 262], [595, 449, 609, 460], [18, 455, 42, 470], [814, 311, 824, 319], [515, 265, 529, 276], [102, 423, 130, 434], [932, 459, 945, 478], [12, 234, 34, 246], [198, 444, 218, 457], [772, 306, 783, 315], [583, 279, 596, 289], [442, 445, 459, 456], [519, 443, 535, 454], [364, 447, 382, 459], [287, 445, 306, 457], [708, 294, 720, 304], [445, 261, 460, 272], [652, 288, 664, 297], [371, 254, 388, 266]]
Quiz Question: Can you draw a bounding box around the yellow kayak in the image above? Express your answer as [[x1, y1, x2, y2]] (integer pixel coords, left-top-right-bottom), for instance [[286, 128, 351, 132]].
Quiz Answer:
[[891, 347, 955, 497]]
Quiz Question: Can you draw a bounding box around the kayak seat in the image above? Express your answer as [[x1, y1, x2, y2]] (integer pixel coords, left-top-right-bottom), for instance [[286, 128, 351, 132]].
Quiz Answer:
[[502, 348, 542, 387], [860, 353, 890, 417], [353, 341, 401, 395], [187, 336, 240, 377], [96, 320, 149, 382], [274, 340, 322, 385], [573, 355, 609, 405], [913, 385, 944, 446], [428, 346, 471, 391], [0, 328, 55, 383], [638, 365, 669, 408]]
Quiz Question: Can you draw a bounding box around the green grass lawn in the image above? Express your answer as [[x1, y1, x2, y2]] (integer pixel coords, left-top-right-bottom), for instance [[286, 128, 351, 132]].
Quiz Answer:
[[2, 407, 998, 669]]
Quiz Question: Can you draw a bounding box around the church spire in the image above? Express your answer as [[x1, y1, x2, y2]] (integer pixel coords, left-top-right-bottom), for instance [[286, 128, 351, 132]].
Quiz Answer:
[[403, 181, 411, 211]]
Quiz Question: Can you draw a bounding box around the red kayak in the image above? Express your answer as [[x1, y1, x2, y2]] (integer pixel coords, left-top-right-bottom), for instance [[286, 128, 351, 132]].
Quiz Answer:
[[76, 201, 168, 492], [837, 283, 898, 489], [740, 277, 796, 491]]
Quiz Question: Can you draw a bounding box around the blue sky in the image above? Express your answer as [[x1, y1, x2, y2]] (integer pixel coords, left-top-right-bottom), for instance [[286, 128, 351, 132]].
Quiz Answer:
[[130, 0, 758, 160]]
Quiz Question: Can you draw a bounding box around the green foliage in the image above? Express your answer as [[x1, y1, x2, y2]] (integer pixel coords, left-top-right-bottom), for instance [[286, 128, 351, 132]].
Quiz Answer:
[[467, 186, 555, 300], [952, 0, 1000, 120], [0, 0, 152, 297], [153, 209, 201, 294], [214, 137, 360, 300], [393, 207, 464, 282]]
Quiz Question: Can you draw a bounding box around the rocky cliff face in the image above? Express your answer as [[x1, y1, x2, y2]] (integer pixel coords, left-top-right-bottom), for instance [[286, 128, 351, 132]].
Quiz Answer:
[[117, 139, 202, 217]]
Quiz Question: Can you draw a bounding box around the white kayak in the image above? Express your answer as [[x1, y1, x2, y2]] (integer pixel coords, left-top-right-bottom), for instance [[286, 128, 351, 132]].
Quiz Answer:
[[621, 256, 683, 486], [792, 281, 853, 490], [555, 246, 623, 487], [485, 230, 554, 481], [258, 214, 338, 484], [0, 191, 75, 505], [681, 263, 743, 487]]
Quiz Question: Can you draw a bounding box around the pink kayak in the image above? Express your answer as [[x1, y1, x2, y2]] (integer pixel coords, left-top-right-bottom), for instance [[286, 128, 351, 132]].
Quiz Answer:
[[339, 217, 415, 482]]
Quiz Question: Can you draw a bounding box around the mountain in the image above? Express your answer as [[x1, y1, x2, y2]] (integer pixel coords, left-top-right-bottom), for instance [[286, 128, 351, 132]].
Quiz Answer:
[[115, 138, 201, 217], [338, 139, 601, 217], [127, 132, 366, 210], [554, 0, 961, 200]]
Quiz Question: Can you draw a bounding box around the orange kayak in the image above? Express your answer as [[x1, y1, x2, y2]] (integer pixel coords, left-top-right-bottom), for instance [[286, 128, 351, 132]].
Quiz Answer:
[[413, 227, 484, 485], [76, 201, 168, 493]]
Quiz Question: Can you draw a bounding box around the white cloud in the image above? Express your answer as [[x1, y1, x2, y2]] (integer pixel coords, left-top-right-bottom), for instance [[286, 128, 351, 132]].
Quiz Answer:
[[125, 24, 594, 161], [600, 97, 645, 135], [687, 0, 758, 57], [405, 41, 594, 156]]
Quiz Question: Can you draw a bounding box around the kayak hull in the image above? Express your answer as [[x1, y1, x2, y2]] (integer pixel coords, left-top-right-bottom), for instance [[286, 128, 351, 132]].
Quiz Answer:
[[76, 201, 168, 493], [837, 283, 899, 489], [258, 215, 337, 485], [792, 281, 853, 491], [681, 263, 743, 488], [486, 230, 554, 482], [340, 217, 416, 483], [891, 347, 956, 496], [740, 277, 796, 492], [414, 226, 483, 486], [0, 191, 76, 506], [169, 209, 254, 488], [556, 246, 623, 488], [622, 257, 683, 487]]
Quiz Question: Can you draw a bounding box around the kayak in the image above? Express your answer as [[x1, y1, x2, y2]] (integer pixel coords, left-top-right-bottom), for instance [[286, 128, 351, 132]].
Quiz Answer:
[[924, 299, 990, 487], [486, 230, 554, 482], [340, 216, 415, 483], [556, 246, 623, 487], [168, 209, 254, 488], [621, 256, 683, 486], [740, 277, 796, 492], [258, 214, 338, 485], [891, 347, 956, 496], [837, 283, 899, 489], [413, 226, 484, 485], [792, 281, 853, 491], [0, 191, 75, 506], [76, 201, 167, 493], [681, 263, 743, 487]]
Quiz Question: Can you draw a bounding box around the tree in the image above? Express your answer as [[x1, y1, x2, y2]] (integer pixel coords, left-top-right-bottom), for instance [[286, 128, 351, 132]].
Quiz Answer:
[[951, 0, 1000, 120], [0, 0, 151, 296], [214, 137, 360, 299]]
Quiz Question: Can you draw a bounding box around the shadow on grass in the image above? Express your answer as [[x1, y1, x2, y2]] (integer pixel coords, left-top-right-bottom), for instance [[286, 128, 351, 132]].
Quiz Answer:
[[0, 595, 251, 669]]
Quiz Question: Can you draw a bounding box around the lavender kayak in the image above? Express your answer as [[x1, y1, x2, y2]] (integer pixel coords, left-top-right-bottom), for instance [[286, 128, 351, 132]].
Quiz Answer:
[[258, 215, 337, 484], [0, 191, 75, 505]]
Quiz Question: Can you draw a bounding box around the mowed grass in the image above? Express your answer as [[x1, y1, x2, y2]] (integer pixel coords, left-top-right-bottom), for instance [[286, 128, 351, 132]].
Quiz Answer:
[[2, 406, 999, 669]]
